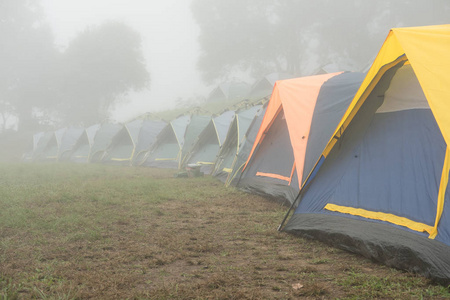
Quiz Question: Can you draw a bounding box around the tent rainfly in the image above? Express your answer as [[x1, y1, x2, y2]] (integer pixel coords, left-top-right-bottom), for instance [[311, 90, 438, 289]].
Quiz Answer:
[[283, 25, 450, 282], [132, 119, 167, 166], [179, 115, 211, 169], [141, 115, 190, 169], [102, 119, 145, 165], [227, 105, 267, 187], [212, 105, 263, 184], [22, 131, 45, 162], [235, 72, 364, 205], [33, 128, 67, 161], [67, 124, 101, 163], [58, 127, 85, 161], [183, 110, 235, 174], [89, 123, 123, 163]]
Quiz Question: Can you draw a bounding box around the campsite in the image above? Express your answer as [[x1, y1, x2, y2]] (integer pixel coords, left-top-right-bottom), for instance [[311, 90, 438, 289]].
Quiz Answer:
[[3, 1, 450, 298], [1, 163, 449, 299], [7, 24, 450, 298]]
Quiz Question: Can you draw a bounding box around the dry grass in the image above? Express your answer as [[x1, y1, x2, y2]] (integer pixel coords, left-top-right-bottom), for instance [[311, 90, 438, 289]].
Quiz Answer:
[[0, 163, 448, 299]]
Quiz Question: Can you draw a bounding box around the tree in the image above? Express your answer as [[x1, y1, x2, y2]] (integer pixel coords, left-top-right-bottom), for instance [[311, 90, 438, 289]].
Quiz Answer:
[[59, 21, 150, 125], [0, 0, 59, 132], [192, 0, 450, 84], [191, 0, 278, 84]]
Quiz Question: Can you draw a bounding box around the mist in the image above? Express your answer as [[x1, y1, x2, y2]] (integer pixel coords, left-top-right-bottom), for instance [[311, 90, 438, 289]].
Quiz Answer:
[[1, 0, 449, 160], [41, 0, 205, 122]]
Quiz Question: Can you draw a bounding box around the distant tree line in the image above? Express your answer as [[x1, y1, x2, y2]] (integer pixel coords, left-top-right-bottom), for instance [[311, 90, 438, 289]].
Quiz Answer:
[[0, 0, 149, 133], [191, 0, 450, 84]]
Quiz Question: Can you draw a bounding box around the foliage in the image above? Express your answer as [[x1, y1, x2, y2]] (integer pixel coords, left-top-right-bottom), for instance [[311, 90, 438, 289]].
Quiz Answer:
[[59, 21, 150, 125], [0, 0, 59, 132], [0, 1, 150, 130], [191, 0, 450, 84]]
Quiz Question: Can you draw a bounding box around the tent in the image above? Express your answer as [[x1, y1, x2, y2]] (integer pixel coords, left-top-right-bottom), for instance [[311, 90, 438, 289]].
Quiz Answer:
[[22, 131, 45, 162], [105, 119, 167, 166], [58, 127, 85, 161], [179, 115, 211, 169], [67, 124, 101, 163], [132, 119, 167, 166], [235, 72, 364, 205], [89, 123, 122, 163], [227, 105, 267, 187], [212, 105, 263, 183], [207, 82, 251, 103], [33, 128, 67, 161], [283, 25, 450, 281], [32, 131, 53, 161], [248, 73, 294, 100], [101, 120, 143, 165], [183, 110, 235, 173], [141, 115, 190, 168]]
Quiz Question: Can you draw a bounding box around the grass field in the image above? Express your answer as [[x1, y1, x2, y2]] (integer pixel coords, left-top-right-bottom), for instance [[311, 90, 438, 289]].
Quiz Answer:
[[0, 163, 449, 299]]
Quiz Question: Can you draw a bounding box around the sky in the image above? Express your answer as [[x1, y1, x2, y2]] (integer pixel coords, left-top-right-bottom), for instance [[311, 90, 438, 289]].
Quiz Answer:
[[41, 0, 208, 122]]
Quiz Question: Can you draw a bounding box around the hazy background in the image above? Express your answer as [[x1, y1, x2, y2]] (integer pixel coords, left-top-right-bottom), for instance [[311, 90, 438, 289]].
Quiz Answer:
[[2, 0, 450, 137], [41, 0, 206, 122]]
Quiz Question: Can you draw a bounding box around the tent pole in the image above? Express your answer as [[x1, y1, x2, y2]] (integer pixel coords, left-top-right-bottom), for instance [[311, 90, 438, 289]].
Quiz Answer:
[[277, 191, 302, 231]]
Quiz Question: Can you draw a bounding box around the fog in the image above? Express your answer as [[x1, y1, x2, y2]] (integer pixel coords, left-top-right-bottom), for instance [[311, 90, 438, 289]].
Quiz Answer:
[[41, 0, 206, 122], [1, 0, 449, 134]]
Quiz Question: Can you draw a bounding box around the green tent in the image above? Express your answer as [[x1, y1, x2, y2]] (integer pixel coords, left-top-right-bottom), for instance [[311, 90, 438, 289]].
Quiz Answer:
[[22, 131, 45, 162], [227, 105, 267, 187], [184, 110, 235, 173], [67, 124, 101, 163], [58, 127, 85, 161], [33, 128, 66, 161], [179, 115, 212, 169], [89, 123, 122, 163], [132, 119, 167, 166], [212, 105, 262, 183], [102, 120, 143, 165], [141, 115, 190, 168]]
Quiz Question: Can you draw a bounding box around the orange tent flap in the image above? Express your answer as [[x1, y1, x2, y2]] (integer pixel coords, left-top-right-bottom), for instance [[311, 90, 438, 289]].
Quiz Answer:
[[281, 72, 341, 186], [243, 72, 342, 186]]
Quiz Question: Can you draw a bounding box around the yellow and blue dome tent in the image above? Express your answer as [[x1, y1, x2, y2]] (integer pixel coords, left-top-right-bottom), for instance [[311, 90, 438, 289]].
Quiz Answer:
[[283, 25, 450, 281]]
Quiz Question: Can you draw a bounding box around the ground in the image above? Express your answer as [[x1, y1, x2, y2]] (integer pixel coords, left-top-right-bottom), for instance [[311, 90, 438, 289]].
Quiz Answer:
[[0, 164, 448, 299]]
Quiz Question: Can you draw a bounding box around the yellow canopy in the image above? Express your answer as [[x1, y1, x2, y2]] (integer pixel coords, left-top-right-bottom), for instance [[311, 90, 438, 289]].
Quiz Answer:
[[324, 24, 450, 156], [319, 24, 450, 239]]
